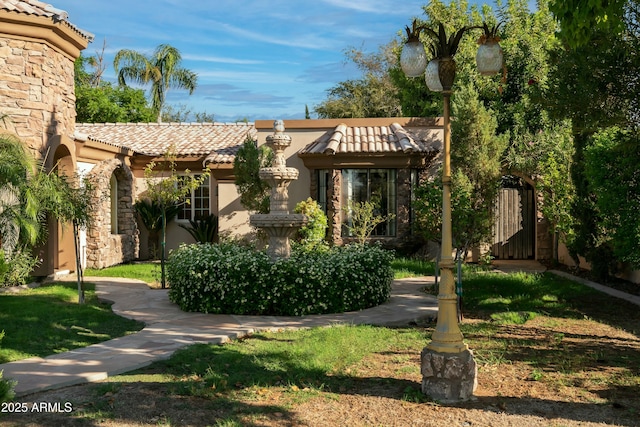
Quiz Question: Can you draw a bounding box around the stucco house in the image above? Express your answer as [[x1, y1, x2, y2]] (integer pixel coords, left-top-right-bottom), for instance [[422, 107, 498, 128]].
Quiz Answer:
[[2, 0, 562, 280], [75, 118, 443, 262]]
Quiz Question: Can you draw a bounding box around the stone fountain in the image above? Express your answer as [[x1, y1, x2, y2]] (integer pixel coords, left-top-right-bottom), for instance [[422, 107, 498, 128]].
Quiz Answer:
[[250, 120, 307, 259]]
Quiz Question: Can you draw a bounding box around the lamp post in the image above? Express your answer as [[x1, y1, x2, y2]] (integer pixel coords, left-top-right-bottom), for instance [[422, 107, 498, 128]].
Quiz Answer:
[[400, 20, 503, 402]]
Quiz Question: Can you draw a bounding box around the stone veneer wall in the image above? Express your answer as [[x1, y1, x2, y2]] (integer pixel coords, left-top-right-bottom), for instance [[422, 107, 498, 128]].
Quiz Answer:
[[328, 169, 343, 245], [0, 36, 76, 155], [85, 159, 139, 269]]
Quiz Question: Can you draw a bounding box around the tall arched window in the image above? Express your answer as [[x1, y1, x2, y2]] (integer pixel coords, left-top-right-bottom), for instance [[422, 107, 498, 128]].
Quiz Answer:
[[110, 173, 118, 234]]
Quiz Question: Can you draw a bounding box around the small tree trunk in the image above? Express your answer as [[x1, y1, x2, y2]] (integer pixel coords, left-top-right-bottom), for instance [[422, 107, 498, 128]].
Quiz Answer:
[[434, 244, 440, 288], [73, 221, 85, 304], [161, 209, 167, 289], [455, 248, 463, 322]]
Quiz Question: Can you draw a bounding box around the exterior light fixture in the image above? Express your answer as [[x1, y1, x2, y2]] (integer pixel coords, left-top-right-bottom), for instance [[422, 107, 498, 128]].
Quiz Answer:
[[424, 59, 443, 92], [400, 18, 503, 403], [476, 22, 504, 75], [400, 20, 428, 78]]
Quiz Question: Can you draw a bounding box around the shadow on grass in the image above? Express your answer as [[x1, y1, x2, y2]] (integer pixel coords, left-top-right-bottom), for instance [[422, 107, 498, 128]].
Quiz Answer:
[[0, 282, 143, 363], [462, 272, 640, 337], [16, 371, 636, 426], [30, 327, 633, 427]]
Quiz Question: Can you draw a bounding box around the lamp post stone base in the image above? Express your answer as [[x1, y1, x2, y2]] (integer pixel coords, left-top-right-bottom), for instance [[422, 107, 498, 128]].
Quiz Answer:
[[421, 347, 477, 403]]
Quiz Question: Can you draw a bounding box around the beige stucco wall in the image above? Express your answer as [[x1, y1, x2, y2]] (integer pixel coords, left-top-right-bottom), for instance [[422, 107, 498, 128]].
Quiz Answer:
[[217, 181, 253, 241], [557, 241, 640, 284]]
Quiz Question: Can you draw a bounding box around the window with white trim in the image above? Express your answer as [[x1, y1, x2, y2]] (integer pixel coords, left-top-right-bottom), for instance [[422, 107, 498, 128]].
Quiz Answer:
[[177, 175, 210, 220]]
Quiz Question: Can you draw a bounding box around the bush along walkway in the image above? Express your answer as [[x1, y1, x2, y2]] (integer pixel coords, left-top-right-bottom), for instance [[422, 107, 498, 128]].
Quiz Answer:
[[0, 276, 438, 397]]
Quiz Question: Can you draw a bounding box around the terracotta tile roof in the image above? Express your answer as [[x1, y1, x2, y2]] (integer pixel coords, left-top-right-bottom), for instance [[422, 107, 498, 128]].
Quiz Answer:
[[0, 0, 94, 41], [0, 0, 55, 16], [74, 122, 257, 164], [299, 123, 438, 155]]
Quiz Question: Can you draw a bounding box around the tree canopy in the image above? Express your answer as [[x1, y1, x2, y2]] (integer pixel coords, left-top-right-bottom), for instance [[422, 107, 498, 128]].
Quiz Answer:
[[233, 136, 273, 214], [75, 54, 156, 123], [114, 44, 198, 122]]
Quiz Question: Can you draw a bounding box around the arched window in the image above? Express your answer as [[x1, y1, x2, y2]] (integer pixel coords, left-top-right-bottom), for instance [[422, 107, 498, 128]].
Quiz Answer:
[[110, 173, 118, 234]]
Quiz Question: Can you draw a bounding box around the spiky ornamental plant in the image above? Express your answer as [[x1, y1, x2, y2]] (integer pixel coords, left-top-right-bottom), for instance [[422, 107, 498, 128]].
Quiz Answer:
[[478, 22, 502, 45], [423, 23, 474, 90]]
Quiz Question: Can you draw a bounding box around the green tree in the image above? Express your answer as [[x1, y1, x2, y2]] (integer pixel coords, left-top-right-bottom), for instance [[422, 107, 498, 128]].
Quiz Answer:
[[134, 198, 180, 259], [0, 134, 40, 259], [343, 200, 395, 245], [549, 0, 627, 47], [142, 147, 209, 288], [161, 104, 215, 123], [315, 44, 403, 118], [75, 83, 156, 123], [542, 1, 640, 274], [114, 44, 198, 122], [505, 123, 575, 261], [585, 127, 640, 273], [294, 198, 328, 250], [37, 171, 93, 303], [233, 136, 273, 214], [75, 54, 155, 123], [0, 135, 93, 291], [413, 84, 507, 259]]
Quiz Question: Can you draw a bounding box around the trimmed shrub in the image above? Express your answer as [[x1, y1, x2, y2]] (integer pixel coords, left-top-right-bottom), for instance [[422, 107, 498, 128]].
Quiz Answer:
[[167, 243, 394, 316], [0, 250, 39, 287], [294, 198, 328, 250]]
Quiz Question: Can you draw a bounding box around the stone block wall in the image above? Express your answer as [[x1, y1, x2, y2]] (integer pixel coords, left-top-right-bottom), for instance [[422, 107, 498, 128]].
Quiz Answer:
[[85, 159, 139, 269], [0, 36, 76, 156]]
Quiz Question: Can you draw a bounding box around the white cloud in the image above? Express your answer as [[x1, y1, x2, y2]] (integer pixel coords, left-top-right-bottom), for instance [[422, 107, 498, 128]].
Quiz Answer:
[[182, 54, 263, 65], [320, 0, 422, 15]]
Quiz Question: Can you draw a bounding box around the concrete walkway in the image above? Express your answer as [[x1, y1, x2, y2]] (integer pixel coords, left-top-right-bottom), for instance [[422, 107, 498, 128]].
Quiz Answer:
[[0, 277, 438, 397]]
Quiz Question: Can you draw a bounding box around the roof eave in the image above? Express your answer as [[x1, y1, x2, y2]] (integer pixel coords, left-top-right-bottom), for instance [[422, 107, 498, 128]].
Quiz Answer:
[[0, 10, 91, 59]]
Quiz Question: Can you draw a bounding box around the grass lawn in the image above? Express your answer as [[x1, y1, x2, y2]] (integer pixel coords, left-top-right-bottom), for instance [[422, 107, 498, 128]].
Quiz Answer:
[[4, 263, 638, 426], [85, 262, 160, 285], [391, 257, 435, 278], [0, 282, 144, 363]]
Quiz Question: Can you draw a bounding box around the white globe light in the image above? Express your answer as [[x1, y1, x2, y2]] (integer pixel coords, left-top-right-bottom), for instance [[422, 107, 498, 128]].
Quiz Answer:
[[400, 41, 427, 78], [425, 59, 443, 92], [476, 42, 503, 76]]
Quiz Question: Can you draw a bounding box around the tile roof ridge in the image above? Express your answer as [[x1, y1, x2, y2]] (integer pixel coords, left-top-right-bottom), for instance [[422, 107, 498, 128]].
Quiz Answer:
[[390, 122, 419, 153], [324, 123, 347, 155]]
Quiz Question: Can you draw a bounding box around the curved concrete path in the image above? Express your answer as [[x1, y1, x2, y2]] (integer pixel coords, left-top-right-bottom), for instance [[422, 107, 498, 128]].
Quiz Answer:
[[0, 277, 438, 397]]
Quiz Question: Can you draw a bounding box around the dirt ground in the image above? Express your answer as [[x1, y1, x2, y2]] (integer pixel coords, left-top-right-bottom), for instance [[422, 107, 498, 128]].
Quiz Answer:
[[2, 312, 638, 427]]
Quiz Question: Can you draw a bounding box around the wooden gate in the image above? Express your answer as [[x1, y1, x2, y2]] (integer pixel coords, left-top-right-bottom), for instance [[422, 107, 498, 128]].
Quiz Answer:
[[491, 183, 535, 259]]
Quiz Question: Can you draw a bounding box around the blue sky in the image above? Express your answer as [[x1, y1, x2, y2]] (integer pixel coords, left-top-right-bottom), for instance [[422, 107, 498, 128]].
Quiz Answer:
[[53, 0, 493, 122]]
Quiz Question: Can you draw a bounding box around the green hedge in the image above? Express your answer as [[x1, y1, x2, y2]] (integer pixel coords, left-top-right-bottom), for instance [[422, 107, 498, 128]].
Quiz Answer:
[[167, 243, 394, 316]]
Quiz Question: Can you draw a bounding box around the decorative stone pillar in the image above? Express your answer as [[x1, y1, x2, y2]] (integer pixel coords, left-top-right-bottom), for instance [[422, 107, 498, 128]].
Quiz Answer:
[[421, 348, 478, 403]]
